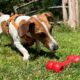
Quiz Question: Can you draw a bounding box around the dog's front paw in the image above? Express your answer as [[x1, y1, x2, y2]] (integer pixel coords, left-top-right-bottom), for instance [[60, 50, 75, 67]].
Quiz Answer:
[[23, 55, 30, 61]]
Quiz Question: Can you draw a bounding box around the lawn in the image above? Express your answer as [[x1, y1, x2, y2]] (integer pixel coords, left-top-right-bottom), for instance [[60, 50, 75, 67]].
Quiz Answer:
[[0, 25, 80, 80]]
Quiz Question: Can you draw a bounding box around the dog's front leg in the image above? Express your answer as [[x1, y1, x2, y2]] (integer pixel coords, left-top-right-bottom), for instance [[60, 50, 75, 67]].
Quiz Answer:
[[14, 41, 30, 60], [9, 23, 30, 61], [36, 40, 40, 54]]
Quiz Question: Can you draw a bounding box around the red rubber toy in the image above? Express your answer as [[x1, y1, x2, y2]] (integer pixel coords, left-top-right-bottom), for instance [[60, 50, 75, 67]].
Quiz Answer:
[[73, 56, 80, 63]]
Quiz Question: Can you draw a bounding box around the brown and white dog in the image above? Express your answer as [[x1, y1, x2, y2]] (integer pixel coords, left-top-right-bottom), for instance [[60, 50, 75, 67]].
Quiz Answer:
[[0, 12, 59, 61]]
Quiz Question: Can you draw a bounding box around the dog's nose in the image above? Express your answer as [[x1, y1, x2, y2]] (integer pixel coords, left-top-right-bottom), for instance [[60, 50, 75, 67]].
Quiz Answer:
[[53, 45, 59, 50]]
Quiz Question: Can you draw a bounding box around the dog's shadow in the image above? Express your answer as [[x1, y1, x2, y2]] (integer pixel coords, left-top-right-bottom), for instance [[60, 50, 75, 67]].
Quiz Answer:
[[4, 44, 60, 60], [27, 48, 59, 60]]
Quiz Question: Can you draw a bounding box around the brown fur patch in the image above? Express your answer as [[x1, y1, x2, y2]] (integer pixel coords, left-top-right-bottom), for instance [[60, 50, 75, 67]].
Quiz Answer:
[[36, 12, 53, 31], [18, 20, 35, 46], [18, 20, 30, 37], [29, 17, 46, 34], [18, 16, 53, 47], [1, 21, 9, 33]]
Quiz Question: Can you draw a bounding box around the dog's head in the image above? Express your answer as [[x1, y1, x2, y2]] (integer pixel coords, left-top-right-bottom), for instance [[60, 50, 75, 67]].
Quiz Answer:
[[20, 16, 59, 51]]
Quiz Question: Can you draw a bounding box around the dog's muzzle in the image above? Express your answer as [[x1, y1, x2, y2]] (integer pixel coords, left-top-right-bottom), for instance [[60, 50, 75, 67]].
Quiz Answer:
[[53, 44, 59, 50]]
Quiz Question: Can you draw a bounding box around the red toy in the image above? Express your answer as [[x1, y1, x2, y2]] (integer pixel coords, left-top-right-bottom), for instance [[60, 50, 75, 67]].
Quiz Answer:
[[67, 55, 75, 62], [60, 59, 71, 67], [73, 56, 80, 63], [46, 61, 64, 72], [52, 62, 64, 73], [46, 55, 80, 73], [46, 60, 55, 70]]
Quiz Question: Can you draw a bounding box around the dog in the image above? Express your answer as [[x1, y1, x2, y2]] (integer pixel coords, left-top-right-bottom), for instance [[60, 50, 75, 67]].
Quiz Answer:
[[0, 12, 59, 61]]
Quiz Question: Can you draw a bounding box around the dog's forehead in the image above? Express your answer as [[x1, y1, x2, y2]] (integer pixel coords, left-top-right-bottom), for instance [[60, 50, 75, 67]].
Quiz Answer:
[[34, 13, 52, 31], [30, 16, 47, 31]]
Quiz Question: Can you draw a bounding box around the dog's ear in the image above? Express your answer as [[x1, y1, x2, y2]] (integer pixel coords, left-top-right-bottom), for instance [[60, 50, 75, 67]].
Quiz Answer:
[[43, 12, 54, 18], [28, 17, 44, 34], [43, 12, 54, 22], [29, 22, 43, 34], [18, 19, 38, 37], [18, 20, 31, 37], [28, 22, 35, 32], [18, 17, 44, 37]]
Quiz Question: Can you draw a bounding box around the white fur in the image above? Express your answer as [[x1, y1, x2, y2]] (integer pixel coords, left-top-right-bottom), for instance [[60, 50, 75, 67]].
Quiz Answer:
[[0, 15, 10, 22], [0, 15, 10, 33], [15, 16, 31, 26], [0, 14, 58, 60], [9, 16, 31, 60], [0, 15, 41, 60], [0, 15, 31, 61]]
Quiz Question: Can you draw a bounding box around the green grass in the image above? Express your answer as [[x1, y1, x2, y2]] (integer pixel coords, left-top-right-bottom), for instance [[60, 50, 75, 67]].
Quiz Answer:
[[0, 26, 80, 80]]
